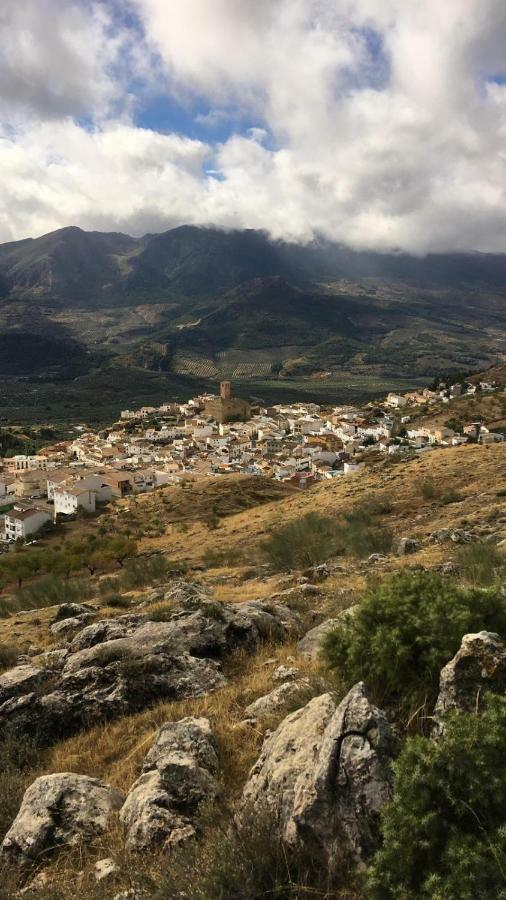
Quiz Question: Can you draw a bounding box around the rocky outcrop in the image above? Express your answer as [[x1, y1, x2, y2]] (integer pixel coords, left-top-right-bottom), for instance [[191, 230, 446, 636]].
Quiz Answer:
[[0, 597, 299, 745], [49, 614, 95, 637], [433, 631, 506, 734], [51, 603, 95, 623], [0, 664, 47, 706], [1, 773, 124, 865], [70, 616, 141, 652], [297, 607, 357, 661], [71, 598, 299, 658], [0, 649, 224, 745], [242, 684, 395, 868], [120, 717, 218, 850], [396, 537, 420, 555], [243, 679, 310, 722], [431, 528, 476, 544]]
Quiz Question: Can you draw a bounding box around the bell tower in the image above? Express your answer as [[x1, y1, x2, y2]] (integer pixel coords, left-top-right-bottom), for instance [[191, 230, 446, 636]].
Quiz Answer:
[[220, 381, 231, 401]]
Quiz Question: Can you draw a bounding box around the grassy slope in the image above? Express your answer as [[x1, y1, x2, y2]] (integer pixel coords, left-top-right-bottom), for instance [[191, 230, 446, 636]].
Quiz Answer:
[[0, 442, 504, 897]]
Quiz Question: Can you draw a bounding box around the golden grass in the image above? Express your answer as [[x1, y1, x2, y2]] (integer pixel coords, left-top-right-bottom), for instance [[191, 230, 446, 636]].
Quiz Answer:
[[47, 641, 323, 797]]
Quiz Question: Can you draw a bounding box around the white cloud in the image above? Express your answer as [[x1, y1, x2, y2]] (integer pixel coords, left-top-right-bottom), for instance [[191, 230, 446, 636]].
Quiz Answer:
[[0, 0, 505, 252]]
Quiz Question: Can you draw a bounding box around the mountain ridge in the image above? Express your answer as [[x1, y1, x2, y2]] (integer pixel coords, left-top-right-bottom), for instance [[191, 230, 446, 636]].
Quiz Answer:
[[0, 225, 504, 410]]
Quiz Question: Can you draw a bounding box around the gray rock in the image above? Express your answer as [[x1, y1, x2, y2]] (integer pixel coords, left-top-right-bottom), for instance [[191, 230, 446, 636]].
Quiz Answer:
[[94, 857, 119, 883], [70, 617, 140, 652], [433, 631, 506, 734], [1, 773, 124, 865], [272, 665, 300, 682], [396, 537, 420, 555], [0, 599, 299, 746], [49, 614, 95, 636], [450, 530, 475, 544], [367, 553, 386, 563], [121, 717, 218, 850], [0, 664, 46, 706], [71, 599, 300, 660], [242, 683, 395, 867], [296, 607, 357, 661], [243, 679, 311, 721], [37, 648, 69, 670], [51, 603, 95, 624], [0, 651, 224, 745]]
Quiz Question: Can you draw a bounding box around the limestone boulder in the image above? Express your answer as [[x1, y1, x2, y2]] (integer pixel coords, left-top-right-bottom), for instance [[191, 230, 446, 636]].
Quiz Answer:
[[243, 679, 311, 722], [121, 717, 218, 850], [297, 607, 357, 661], [1, 773, 124, 865], [0, 664, 47, 706], [396, 537, 420, 555], [433, 631, 506, 735], [0, 650, 225, 745], [242, 683, 395, 867], [69, 617, 140, 652]]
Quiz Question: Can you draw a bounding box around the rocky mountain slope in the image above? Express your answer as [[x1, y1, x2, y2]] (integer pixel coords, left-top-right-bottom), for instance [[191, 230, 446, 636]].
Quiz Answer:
[[0, 440, 504, 897], [0, 226, 505, 393]]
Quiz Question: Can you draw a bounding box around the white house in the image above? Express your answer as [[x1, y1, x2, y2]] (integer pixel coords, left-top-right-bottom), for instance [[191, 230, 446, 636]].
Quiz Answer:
[[386, 393, 408, 408], [4, 506, 51, 541], [53, 486, 96, 517]]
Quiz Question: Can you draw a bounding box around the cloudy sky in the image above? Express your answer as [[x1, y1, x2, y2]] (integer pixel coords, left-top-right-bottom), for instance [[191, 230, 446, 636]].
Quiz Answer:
[[0, 0, 505, 252]]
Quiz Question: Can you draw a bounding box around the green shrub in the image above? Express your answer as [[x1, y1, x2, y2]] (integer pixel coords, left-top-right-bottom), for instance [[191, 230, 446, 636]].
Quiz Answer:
[[456, 542, 505, 585], [419, 477, 437, 500], [343, 519, 393, 558], [440, 488, 463, 505], [261, 513, 344, 571], [1, 575, 94, 617], [0, 643, 18, 672], [119, 555, 179, 590], [102, 592, 130, 609], [322, 570, 506, 709], [368, 696, 506, 900]]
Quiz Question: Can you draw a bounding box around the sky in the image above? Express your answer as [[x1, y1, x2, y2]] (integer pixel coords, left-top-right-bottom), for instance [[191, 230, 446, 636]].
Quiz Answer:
[[0, 0, 505, 253]]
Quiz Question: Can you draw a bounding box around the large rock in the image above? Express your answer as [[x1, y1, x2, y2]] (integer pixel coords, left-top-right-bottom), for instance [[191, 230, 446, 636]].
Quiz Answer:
[[0, 598, 299, 746], [71, 598, 299, 658], [433, 631, 506, 734], [70, 616, 141, 652], [243, 679, 311, 722], [296, 607, 357, 661], [242, 684, 395, 867], [396, 537, 420, 555], [0, 650, 224, 745], [0, 664, 47, 706], [49, 614, 95, 637], [1, 773, 124, 865], [120, 717, 218, 850]]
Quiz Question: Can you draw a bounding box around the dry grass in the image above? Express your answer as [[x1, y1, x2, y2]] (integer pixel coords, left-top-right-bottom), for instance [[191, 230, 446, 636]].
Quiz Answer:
[[47, 641, 322, 797]]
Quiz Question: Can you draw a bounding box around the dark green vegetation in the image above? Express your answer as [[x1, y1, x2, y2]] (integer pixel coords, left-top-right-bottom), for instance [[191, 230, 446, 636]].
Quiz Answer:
[[322, 570, 506, 710], [369, 697, 506, 900], [261, 500, 393, 570], [1, 224, 505, 422]]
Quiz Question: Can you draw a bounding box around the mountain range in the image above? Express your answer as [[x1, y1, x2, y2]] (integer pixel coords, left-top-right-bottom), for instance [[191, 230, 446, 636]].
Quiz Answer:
[[0, 224, 505, 414]]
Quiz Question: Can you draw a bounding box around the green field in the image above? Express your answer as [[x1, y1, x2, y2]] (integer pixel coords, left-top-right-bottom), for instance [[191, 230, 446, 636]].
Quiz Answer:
[[0, 365, 429, 428]]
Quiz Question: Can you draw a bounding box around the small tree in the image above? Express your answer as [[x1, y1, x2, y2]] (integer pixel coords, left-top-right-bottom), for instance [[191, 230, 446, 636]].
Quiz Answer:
[[322, 570, 506, 709], [368, 696, 506, 900], [261, 513, 344, 570]]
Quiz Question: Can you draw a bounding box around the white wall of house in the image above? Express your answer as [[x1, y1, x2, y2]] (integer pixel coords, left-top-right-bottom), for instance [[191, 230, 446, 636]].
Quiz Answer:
[[54, 489, 96, 516], [4, 509, 51, 540]]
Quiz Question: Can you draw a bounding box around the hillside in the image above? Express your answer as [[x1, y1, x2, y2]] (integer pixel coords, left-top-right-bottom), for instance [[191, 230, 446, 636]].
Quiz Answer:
[[0, 226, 505, 418], [0, 441, 504, 897]]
